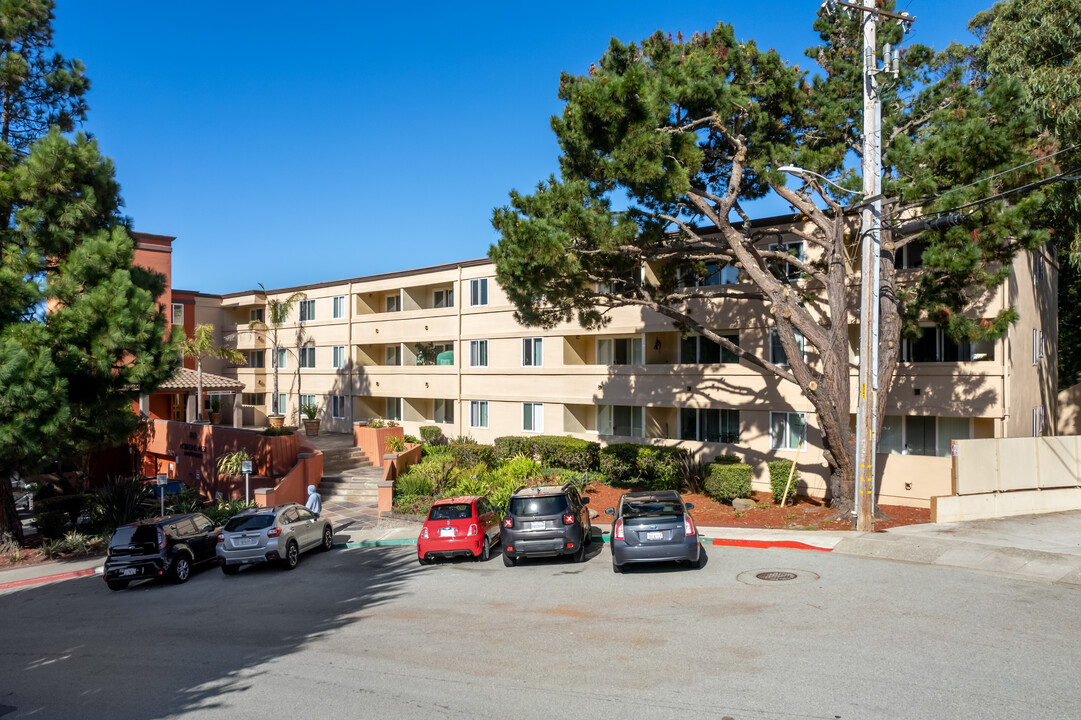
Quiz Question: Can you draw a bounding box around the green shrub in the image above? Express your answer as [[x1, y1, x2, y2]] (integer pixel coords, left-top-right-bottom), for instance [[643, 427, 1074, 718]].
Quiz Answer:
[[495, 436, 534, 461], [403, 434, 420, 445], [392, 494, 435, 518], [535, 436, 599, 471], [447, 474, 490, 497], [636, 446, 687, 491], [90, 475, 155, 533], [712, 453, 742, 465], [262, 426, 294, 436], [203, 498, 257, 526], [32, 504, 69, 540], [677, 454, 706, 494], [599, 443, 640, 486], [419, 425, 447, 446], [498, 455, 540, 482], [165, 488, 202, 515], [704, 462, 753, 503], [449, 442, 495, 467], [395, 473, 435, 498], [767, 460, 801, 504], [385, 435, 406, 453], [422, 443, 453, 460], [400, 458, 458, 494], [487, 476, 519, 516]]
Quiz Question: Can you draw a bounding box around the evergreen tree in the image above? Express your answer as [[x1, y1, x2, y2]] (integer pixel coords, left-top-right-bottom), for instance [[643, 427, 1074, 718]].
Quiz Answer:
[[0, 2, 179, 544], [490, 5, 1051, 512]]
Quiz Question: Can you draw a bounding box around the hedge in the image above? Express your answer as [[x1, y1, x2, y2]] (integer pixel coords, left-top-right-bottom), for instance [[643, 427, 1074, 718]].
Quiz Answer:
[[494, 435, 600, 472], [599, 443, 689, 491], [704, 462, 753, 503], [767, 459, 801, 504], [449, 442, 496, 467]]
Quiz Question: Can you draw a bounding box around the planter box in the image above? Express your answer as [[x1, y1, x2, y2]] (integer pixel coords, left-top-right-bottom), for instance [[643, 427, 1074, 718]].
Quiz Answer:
[[353, 423, 404, 467]]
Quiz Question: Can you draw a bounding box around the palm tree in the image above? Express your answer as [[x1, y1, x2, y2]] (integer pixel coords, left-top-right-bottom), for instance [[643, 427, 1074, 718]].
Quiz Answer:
[[178, 324, 245, 422], [249, 284, 306, 419]]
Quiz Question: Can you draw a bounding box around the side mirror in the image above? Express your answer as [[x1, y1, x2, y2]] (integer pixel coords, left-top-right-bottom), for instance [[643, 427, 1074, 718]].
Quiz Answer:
[[605, 507, 615, 515], [685, 503, 694, 510]]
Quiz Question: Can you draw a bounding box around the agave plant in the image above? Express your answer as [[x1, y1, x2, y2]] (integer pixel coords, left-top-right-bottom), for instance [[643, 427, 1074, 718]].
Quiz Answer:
[[91, 476, 155, 532]]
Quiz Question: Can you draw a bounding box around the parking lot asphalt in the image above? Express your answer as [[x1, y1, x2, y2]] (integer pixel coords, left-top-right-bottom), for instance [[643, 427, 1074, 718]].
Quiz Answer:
[[6, 509, 1081, 592]]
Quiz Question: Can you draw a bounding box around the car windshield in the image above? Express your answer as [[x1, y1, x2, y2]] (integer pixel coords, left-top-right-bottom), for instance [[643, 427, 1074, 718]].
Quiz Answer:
[[224, 515, 275, 532], [109, 526, 159, 547], [428, 504, 472, 521], [509, 495, 568, 516], [621, 500, 683, 519]]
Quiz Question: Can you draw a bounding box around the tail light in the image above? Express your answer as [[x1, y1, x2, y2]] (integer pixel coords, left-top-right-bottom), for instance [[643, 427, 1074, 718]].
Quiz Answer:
[[420, 527, 429, 539], [217, 534, 224, 543], [614, 519, 624, 540], [467, 524, 478, 537], [563, 513, 575, 525], [684, 516, 696, 536], [157, 528, 166, 550], [503, 518, 513, 528], [267, 528, 282, 538]]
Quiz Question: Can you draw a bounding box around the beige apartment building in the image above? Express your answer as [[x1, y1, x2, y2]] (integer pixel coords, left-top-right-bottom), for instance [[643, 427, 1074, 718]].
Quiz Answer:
[[192, 217, 1058, 509]]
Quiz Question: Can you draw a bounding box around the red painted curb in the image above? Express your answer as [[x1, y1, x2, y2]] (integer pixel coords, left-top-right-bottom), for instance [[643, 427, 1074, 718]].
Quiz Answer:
[[710, 538, 833, 552], [0, 567, 99, 591]]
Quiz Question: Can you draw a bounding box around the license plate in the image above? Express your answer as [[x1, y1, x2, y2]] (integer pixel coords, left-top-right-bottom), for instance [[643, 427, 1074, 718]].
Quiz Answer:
[[237, 537, 257, 547], [530, 521, 546, 531], [645, 531, 663, 541], [439, 527, 455, 537], [121, 568, 137, 576]]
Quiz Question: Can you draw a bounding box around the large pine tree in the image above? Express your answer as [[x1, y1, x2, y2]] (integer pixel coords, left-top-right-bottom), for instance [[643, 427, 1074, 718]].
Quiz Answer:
[[0, 1, 180, 543]]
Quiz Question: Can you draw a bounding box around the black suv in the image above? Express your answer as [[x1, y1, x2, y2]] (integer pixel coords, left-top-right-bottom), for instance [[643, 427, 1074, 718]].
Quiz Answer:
[[500, 484, 591, 566], [103, 513, 221, 591]]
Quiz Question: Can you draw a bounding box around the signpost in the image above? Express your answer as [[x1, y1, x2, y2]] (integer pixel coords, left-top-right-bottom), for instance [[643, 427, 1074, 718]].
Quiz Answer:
[[241, 460, 253, 503], [156, 474, 167, 516]]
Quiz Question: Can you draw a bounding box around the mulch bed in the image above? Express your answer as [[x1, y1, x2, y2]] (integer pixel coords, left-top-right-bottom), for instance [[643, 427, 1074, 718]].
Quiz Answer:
[[585, 484, 929, 531]]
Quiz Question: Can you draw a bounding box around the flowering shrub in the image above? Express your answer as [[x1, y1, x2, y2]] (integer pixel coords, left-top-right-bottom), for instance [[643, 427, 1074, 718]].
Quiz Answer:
[[392, 494, 435, 518], [367, 418, 399, 429]]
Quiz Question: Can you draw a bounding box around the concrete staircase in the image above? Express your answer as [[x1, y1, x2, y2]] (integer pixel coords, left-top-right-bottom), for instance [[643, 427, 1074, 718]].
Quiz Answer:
[[319, 447, 383, 505]]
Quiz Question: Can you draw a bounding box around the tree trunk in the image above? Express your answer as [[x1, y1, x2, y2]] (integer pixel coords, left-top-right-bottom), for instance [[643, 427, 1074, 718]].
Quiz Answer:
[[0, 468, 25, 545]]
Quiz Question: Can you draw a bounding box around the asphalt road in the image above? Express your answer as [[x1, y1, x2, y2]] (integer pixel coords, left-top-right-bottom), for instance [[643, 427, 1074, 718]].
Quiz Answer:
[[1, 541, 1079, 720]]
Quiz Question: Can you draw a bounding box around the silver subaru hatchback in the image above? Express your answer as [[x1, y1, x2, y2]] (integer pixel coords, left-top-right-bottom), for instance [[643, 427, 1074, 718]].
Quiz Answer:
[[217, 503, 333, 573]]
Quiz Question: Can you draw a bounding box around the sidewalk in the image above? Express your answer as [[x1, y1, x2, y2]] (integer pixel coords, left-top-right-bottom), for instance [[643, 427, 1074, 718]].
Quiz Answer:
[[5, 510, 1081, 591]]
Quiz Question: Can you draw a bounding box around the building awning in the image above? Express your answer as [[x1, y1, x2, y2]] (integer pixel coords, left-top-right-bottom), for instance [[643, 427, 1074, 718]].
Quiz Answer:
[[155, 367, 244, 392]]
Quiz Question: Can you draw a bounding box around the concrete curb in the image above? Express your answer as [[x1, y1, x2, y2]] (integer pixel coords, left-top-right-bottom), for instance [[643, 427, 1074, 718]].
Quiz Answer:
[[0, 565, 101, 591]]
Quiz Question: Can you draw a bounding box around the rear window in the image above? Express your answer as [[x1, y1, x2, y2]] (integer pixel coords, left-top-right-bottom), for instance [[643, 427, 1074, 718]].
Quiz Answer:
[[428, 504, 473, 521], [224, 515, 275, 532], [622, 500, 683, 519], [509, 495, 568, 517], [110, 526, 159, 547]]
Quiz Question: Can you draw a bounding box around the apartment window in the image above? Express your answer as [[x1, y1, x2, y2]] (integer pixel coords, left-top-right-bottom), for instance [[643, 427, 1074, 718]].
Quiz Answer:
[[680, 333, 739, 364], [770, 329, 806, 366], [385, 294, 401, 312], [898, 238, 926, 269], [249, 308, 264, 323], [246, 350, 265, 368], [901, 328, 993, 362], [469, 400, 489, 429], [680, 408, 740, 443], [171, 303, 184, 326], [299, 299, 315, 322], [598, 405, 645, 437], [331, 395, 347, 419], [385, 397, 402, 422], [276, 348, 288, 369], [701, 262, 739, 286], [469, 278, 488, 307], [522, 337, 543, 367], [598, 268, 641, 295], [332, 295, 345, 319], [274, 393, 287, 415], [768, 241, 805, 281], [469, 340, 488, 367], [522, 402, 544, 433], [242, 393, 265, 406], [299, 394, 316, 413], [299, 346, 315, 368], [598, 337, 644, 366], [770, 412, 806, 450], [1034, 253, 1046, 286], [385, 345, 402, 366], [434, 288, 454, 308], [332, 346, 346, 369], [434, 399, 454, 424], [1033, 406, 1045, 436]]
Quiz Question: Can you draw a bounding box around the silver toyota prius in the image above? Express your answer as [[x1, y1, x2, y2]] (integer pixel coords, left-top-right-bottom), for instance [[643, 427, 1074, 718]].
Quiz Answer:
[[607, 490, 701, 573]]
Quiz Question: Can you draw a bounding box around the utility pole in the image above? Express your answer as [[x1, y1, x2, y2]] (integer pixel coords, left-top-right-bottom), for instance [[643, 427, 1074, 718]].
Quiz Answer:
[[826, 0, 911, 531]]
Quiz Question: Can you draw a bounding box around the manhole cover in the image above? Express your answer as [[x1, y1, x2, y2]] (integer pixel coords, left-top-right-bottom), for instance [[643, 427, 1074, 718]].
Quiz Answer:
[[737, 568, 820, 586]]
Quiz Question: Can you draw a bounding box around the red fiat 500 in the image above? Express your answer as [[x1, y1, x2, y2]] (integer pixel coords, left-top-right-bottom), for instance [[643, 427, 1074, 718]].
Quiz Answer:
[[417, 495, 499, 565]]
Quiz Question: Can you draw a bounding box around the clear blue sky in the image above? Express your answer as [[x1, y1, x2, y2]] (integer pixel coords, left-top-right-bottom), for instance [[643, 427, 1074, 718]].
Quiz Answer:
[[53, 1, 994, 294]]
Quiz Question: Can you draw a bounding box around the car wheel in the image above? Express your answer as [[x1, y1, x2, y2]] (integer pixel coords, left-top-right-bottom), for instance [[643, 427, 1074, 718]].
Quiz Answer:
[[612, 556, 623, 574], [418, 556, 432, 566], [168, 553, 192, 584], [221, 564, 240, 576], [502, 551, 516, 567], [106, 580, 129, 591], [480, 537, 490, 561], [282, 541, 299, 570], [320, 526, 334, 552]]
